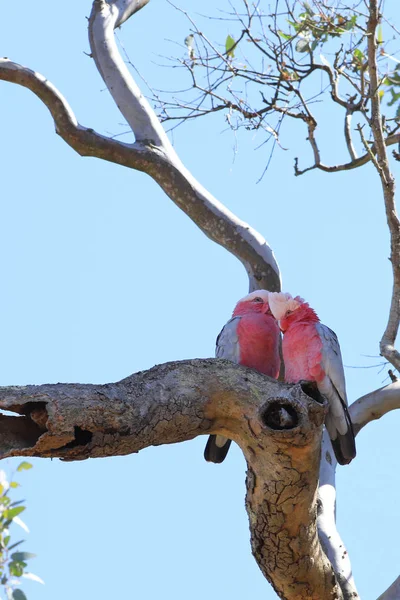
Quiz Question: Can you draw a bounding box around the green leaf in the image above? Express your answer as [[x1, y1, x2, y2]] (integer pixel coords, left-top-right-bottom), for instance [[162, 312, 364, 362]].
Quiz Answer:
[[225, 35, 236, 58], [16, 462, 32, 473], [8, 540, 25, 551], [277, 30, 291, 41], [11, 552, 36, 562], [4, 507, 25, 521], [377, 24, 383, 44], [344, 15, 357, 30], [352, 48, 365, 69], [9, 561, 24, 577], [3, 536, 10, 547], [388, 88, 400, 106], [295, 38, 310, 53], [12, 590, 28, 600], [353, 48, 364, 62], [9, 483, 19, 489], [0, 496, 11, 508]]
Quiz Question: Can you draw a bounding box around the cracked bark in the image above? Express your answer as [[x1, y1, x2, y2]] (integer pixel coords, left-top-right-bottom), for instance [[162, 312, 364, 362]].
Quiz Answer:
[[0, 359, 341, 599]]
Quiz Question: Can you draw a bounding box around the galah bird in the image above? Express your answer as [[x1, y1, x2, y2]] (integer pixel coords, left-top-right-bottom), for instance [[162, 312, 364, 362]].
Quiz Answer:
[[268, 292, 356, 465], [204, 290, 281, 464]]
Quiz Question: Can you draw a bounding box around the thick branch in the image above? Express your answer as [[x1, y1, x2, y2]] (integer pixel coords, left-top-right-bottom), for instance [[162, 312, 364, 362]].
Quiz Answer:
[[0, 360, 341, 599], [318, 432, 359, 600], [0, 18, 281, 293], [88, 0, 280, 291], [367, 0, 400, 370], [89, 0, 170, 146], [350, 380, 400, 434]]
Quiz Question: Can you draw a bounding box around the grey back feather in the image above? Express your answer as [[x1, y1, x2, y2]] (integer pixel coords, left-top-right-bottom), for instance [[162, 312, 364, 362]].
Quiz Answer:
[[314, 323, 356, 464], [215, 316, 241, 362], [316, 323, 347, 404]]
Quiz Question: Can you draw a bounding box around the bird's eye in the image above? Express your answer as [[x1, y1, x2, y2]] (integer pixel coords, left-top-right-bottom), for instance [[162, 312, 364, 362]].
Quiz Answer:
[[253, 297, 263, 302], [286, 310, 293, 316]]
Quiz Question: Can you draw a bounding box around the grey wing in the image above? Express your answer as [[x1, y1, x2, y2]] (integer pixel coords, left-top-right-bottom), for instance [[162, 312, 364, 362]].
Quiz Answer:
[[316, 323, 356, 465], [316, 323, 347, 404], [204, 317, 241, 464], [215, 316, 241, 362]]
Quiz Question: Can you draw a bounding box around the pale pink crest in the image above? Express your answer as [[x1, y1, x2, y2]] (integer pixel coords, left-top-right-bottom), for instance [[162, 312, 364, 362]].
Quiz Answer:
[[268, 292, 303, 321], [237, 290, 270, 304]]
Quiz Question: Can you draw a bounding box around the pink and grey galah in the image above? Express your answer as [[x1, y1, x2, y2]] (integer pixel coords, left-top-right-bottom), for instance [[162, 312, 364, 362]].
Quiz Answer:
[[268, 292, 356, 465], [204, 290, 281, 463]]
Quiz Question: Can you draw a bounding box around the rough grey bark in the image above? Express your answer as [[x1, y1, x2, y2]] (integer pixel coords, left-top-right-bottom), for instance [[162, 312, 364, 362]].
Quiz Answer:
[[0, 359, 341, 599]]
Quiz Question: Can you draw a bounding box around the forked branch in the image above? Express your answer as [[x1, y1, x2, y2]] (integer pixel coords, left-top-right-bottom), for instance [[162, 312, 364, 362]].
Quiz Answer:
[[0, 361, 341, 600], [0, 1, 280, 293]]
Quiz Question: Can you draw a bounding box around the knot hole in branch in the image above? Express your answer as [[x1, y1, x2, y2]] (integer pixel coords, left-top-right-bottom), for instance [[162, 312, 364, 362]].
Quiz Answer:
[[261, 400, 298, 430], [20, 401, 48, 431]]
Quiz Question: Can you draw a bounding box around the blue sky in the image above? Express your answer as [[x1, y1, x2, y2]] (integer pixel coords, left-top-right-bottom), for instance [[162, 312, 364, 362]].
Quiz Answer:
[[0, 1, 399, 599]]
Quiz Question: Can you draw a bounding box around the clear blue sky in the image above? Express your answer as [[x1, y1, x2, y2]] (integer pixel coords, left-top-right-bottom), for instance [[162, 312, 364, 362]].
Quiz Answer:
[[0, 1, 399, 599]]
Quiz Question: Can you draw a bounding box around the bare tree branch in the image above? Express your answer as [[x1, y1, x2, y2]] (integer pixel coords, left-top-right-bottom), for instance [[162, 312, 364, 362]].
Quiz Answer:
[[89, 0, 171, 146], [317, 380, 400, 600], [350, 380, 400, 433], [344, 109, 358, 161], [87, 0, 281, 292], [0, 19, 281, 294], [295, 132, 400, 175], [318, 432, 359, 600], [378, 575, 400, 600], [0, 361, 342, 599], [367, 0, 400, 371]]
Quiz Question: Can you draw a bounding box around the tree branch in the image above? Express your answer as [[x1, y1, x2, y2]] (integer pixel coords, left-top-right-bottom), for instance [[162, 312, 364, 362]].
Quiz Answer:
[[317, 380, 400, 599], [87, 0, 280, 292], [0, 360, 341, 599], [89, 0, 171, 146], [0, 2, 281, 293], [350, 380, 400, 434], [294, 133, 400, 176], [344, 109, 357, 161], [367, 0, 400, 371], [378, 575, 400, 600], [318, 432, 359, 600]]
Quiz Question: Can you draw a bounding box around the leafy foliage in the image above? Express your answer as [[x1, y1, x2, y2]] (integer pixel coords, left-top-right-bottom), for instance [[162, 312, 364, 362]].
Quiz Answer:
[[0, 465, 42, 600]]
